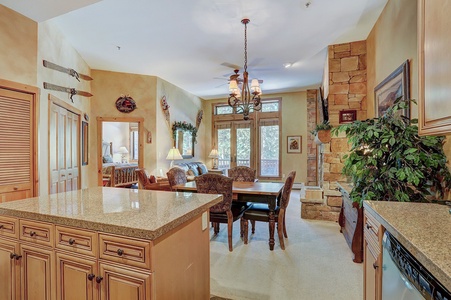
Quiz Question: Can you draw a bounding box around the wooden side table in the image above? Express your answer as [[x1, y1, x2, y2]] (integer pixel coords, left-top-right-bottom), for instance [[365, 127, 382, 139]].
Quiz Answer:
[[208, 169, 225, 175]]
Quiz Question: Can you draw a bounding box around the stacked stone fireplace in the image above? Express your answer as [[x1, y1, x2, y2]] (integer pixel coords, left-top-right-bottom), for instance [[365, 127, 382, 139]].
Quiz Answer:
[[302, 40, 367, 222]]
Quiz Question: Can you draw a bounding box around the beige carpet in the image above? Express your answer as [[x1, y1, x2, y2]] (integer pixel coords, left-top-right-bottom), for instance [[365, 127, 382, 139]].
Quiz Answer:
[[209, 190, 363, 300]]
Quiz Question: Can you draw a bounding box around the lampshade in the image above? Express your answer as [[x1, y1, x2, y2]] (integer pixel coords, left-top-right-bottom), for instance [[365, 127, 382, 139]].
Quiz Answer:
[[229, 80, 238, 91], [118, 146, 128, 154], [166, 147, 183, 160], [251, 79, 260, 89], [208, 149, 219, 158]]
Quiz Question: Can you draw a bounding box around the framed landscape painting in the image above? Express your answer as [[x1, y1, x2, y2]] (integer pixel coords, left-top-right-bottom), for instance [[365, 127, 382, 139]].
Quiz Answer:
[[374, 60, 410, 118], [287, 136, 301, 153]]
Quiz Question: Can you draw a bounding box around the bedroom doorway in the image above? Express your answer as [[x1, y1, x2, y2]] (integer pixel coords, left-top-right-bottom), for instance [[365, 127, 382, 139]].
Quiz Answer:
[[97, 117, 144, 187]]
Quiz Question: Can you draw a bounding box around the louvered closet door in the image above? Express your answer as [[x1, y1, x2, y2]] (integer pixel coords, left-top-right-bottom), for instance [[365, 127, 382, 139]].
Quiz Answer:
[[0, 88, 34, 202], [49, 103, 79, 194]]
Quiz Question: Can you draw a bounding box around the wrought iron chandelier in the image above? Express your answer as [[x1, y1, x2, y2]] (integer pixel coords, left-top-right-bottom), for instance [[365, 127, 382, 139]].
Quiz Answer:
[[227, 18, 262, 120]]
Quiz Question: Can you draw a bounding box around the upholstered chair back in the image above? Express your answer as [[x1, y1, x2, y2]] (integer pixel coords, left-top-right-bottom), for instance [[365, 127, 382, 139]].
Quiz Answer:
[[228, 166, 256, 182], [195, 174, 233, 213]]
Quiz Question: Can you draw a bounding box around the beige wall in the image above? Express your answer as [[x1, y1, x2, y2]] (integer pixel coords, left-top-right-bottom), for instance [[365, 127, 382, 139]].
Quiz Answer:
[[0, 5, 37, 86], [204, 91, 308, 184]]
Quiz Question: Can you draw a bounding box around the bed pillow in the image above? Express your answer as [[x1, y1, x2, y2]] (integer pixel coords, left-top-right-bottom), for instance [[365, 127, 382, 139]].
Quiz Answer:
[[103, 155, 113, 163]]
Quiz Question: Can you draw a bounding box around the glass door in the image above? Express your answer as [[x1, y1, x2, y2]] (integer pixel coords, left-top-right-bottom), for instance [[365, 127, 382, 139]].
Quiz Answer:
[[215, 121, 254, 171]]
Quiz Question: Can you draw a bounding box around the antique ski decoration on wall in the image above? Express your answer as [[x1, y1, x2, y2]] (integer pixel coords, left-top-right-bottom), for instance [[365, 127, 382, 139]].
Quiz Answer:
[[43, 60, 93, 81], [43, 82, 93, 102]]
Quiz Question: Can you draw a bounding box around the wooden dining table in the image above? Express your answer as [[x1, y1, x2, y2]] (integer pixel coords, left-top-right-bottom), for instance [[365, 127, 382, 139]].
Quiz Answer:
[[173, 181, 284, 250]]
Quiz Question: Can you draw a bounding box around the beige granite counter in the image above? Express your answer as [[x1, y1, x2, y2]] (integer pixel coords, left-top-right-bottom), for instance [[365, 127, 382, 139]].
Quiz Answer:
[[363, 201, 451, 291], [0, 187, 222, 240]]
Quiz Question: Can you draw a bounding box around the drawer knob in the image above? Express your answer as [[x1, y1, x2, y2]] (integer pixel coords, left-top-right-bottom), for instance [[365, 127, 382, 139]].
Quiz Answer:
[[10, 253, 16, 259], [366, 223, 372, 229], [96, 276, 103, 283], [373, 262, 379, 269], [29, 231, 37, 237], [68, 238, 76, 245], [117, 248, 124, 256], [0, 225, 4, 229], [87, 274, 95, 281], [15, 255, 22, 260]]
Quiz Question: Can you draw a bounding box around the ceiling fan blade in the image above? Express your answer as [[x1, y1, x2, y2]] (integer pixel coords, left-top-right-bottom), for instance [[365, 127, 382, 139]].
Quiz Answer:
[[220, 62, 241, 70]]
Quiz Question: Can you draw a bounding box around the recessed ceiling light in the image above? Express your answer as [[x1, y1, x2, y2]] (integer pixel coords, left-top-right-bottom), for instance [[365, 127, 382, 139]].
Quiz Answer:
[[283, 63, 293, 68]]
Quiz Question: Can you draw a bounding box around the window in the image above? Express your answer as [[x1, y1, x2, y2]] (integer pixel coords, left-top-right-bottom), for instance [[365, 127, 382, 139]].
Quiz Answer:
[[130, 126, 139, 161], [212, 98, 281, 178]]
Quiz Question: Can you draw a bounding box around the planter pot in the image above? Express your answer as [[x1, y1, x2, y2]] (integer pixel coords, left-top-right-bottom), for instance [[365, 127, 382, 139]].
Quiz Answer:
[[314, 130, 331, 144]]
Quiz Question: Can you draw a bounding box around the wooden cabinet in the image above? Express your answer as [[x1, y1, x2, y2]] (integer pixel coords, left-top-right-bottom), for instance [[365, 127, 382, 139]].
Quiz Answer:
[[0, 238, 20, 300], [337, 184, 363, 263], [418, 0, 451, 135], [363, 210, 383, 300]]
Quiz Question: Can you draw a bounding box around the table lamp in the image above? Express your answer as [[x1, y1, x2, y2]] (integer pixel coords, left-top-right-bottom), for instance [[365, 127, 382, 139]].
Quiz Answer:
[[118, 146, 129, 163], [208, 149, 219, 169], [166, 147, 183, 168]]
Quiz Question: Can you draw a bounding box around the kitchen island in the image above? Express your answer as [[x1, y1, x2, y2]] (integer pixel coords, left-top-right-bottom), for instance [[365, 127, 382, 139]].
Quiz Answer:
[[363, 200, 451, 297], [0, 187, 222, 300]]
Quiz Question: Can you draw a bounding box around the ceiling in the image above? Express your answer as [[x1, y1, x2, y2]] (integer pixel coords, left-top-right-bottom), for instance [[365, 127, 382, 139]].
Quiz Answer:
[[1, 0, 388, 100]]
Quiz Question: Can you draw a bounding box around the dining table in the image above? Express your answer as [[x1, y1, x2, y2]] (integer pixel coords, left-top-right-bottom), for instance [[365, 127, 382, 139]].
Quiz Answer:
[[173, 181, 285, 250]]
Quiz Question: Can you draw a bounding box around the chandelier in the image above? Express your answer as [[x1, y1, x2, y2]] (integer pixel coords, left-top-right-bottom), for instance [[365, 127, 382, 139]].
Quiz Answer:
[[227, 18, 262, 120]]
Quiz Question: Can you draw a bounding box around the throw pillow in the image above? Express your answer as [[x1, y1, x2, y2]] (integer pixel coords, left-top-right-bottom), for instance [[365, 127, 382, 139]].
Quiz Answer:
[[188, 164, 200, 176], [198, 163, 208, 175], [103, 155, 113, 163]]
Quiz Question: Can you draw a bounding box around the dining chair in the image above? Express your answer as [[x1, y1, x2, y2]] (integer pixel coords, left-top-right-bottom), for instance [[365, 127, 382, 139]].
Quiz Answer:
[[242, 171, 296, 250], [195, 173, 248, 252], [228, 166, 257, 182], [135, 168, 170, 191], [166, 167, 187, 190]]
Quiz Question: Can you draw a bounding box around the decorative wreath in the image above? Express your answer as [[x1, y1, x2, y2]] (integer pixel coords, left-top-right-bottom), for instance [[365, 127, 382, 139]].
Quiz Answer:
[[115, 95, 137, 113], [172, 121, 197, 143]]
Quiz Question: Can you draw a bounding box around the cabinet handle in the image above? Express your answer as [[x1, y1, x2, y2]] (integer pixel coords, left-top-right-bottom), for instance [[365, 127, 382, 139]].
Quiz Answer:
[[0, 225, 4, 229], [96, 276, 103, 283], [13, 186, 18, 191], [15, 255, 22, 260], [68, 238, 75, 245], [87, 274, 95, 281], [373, 263, 378, 269], [29, 231, 37, 237], [117, 248, 124, 256], [10, 253, 16, 259], [366, 223, 372, 229]]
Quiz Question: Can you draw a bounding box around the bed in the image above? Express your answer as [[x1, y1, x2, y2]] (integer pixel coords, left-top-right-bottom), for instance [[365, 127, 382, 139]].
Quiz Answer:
[[102, 141, 139, 187]]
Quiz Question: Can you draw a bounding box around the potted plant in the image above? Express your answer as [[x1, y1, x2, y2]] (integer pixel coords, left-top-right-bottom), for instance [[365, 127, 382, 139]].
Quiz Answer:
[[332, 98, 451, 205], [311, 121, 333, 144]]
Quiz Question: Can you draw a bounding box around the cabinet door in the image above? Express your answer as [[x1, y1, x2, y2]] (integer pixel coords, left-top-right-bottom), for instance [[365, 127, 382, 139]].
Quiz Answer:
[[99, 263, 151, 300], [364, 240, 377, 300], [56, 252, 98, 300], [0, 239, 20, 300], [20, 244, 54, 300]]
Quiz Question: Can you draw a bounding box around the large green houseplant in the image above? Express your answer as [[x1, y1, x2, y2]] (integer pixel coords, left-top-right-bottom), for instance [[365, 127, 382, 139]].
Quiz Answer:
[[332, 98, 451, 205]]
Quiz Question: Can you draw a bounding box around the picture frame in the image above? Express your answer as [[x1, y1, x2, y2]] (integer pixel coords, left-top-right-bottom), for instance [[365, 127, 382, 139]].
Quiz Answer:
[[374, 60, 410, 118], [339, 110, 357, 124], [82, 121, 88, 165], [287, 135, 302, 153]]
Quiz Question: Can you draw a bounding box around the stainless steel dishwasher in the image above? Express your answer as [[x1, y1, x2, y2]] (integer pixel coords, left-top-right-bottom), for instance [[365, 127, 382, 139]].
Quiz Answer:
[[382, 231, 451, 300]]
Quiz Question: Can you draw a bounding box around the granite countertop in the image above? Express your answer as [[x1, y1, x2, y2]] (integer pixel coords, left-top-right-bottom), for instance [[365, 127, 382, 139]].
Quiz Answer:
[[0, 187, 222, 240], [363, 201, 451, 292]]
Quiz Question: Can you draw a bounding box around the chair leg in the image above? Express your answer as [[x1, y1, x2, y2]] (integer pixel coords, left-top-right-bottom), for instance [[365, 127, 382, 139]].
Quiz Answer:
[[251, 220, 256, 234], [283, 213, 288, 238], [227, 210, 233, 252], [277, 220, 285, 250], [240, 218, 244, 238], [243, 218, 249, 244], [213, 222, 220, 235]]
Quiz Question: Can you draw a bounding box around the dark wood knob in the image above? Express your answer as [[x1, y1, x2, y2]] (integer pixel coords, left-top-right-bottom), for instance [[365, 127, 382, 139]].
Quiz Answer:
[[29, 231, 36, 237], [87, 274, 95, 281], [10, 253, 16, 259], [117, 249, 124, 256], [96, 276, 103, 283], [366, 223, 372, 229], [15, 255, 22, 260], [68, 238, 75, 245], [0, 225, 4, 229], [373, 262, 378, 269]]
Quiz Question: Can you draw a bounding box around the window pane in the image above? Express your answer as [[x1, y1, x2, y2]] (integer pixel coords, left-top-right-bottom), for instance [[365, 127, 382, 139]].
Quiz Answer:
[[260, 125, 279, 176], [217, 128, 231, 169], [130, 131, 139, 160], [262, 102, 279, 112], [216, 106, 233, 115], [236, 128, 250, 167]]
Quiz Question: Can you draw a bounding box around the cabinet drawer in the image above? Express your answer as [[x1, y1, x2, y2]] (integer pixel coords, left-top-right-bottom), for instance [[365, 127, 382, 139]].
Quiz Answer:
[[364, 212, 380, 237], [56, 226, 98, 257], [19, 219, 54, 247], [99, 234, 151, 269], [0, 216, 18, 239]]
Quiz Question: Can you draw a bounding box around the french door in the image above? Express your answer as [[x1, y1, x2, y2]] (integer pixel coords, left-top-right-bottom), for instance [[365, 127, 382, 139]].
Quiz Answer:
[[214, 121, 254, 171]]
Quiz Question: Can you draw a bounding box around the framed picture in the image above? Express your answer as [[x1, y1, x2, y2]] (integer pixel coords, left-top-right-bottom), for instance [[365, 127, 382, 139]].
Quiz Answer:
[[339, 110, 357, 124], [82, 121, 88, 165], [374, 60, 410, 118], [287, 136, 302, 153]]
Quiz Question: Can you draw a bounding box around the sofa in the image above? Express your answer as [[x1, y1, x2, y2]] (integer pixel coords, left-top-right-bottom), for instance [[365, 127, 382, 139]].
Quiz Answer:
[[173, 161, 209, 181]]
